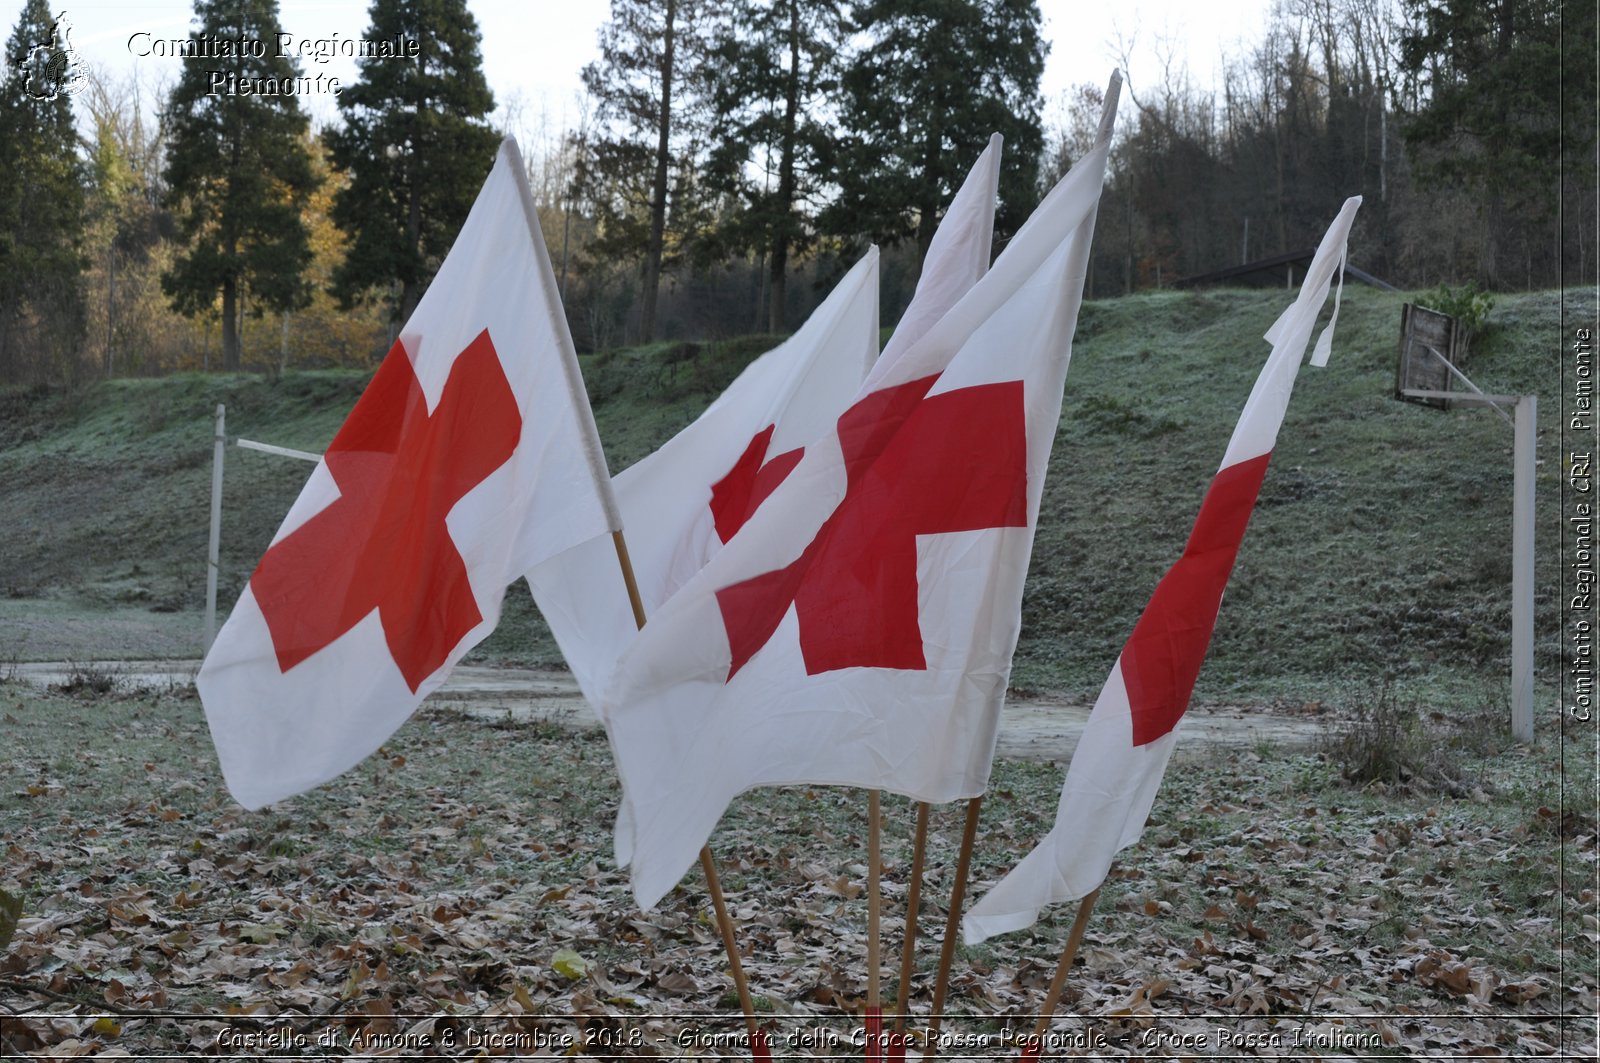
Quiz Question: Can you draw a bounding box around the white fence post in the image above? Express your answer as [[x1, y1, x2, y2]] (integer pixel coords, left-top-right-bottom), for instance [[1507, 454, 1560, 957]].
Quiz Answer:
[[204, 404, 225, 654], [1511, 395, 1536, 743]]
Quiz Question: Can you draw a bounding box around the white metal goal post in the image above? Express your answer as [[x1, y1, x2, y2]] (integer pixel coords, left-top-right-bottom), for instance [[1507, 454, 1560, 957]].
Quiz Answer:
[[203, 404, 323, 652], [1395, 305, 1536, 744]]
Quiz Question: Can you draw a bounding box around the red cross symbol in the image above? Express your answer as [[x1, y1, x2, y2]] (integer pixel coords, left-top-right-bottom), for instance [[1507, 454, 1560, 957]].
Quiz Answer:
[[716, 374, 1029, 679], [1121, 452, 1271, 745], [708, 424, 803, 543], [251, 331, 522, 693]]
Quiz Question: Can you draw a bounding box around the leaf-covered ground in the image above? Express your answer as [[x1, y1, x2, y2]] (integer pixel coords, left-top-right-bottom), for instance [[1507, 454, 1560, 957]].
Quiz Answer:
[[1, 679, 1593, 1058]]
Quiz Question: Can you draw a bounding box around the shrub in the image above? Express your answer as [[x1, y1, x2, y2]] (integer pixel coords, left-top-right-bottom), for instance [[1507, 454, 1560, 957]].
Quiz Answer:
[[50, 660, 121, 697], [1422, 283, 1495, 344], [1320, 683, 1465, 794]]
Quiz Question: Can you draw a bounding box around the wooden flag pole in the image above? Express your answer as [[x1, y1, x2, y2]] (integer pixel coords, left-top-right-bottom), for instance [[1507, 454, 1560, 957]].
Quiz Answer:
[[1019, 889, 1100, 1061], [935, 71, 1119, 1062], [888, 800, 930, 1062], [699, 846, 768, 1057], [611, 531, 768, 1059], [866, 789, 884, 1063], [923, 796, 983, 1057], [610, 531, 649, 629]]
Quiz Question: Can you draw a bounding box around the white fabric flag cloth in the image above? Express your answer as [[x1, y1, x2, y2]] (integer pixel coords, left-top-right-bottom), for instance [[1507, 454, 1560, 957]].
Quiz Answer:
[[199, 139, 620, 811], [871, 132, 1002, 384], [526, 134, 1003, 710], [963, 196, 1362, 944], [526, 249, 880, 708], [603, 85, 1119, 910]]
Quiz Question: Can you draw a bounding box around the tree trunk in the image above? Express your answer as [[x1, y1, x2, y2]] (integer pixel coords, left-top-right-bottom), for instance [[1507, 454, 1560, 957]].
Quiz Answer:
[[105, 249, 115, 377], [401, 29, 428, 325], [400, 277, 420, 323], [1273, 111, 1288, 252], [768, 0, 800, 333], [220, 131, 242, 372], [1124, 189, 1133, 294], [916, 118, 943, 263], [1482, 0, 1515, 289], [221, 277, 239, 371], [767, 239, 788, 332], [641, 0, 677, 343], [1485, 190, 1504, 288], [916, 127, 941, 262], [911, 61, 946, 264]]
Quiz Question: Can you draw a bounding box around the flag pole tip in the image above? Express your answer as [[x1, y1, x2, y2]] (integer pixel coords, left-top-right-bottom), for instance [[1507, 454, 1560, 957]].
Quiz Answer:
[[1097, 73, 1123, 145]]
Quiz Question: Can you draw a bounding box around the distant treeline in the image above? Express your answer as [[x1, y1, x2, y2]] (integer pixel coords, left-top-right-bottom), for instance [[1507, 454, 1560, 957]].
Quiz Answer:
[[0, 0, 1591, 385]]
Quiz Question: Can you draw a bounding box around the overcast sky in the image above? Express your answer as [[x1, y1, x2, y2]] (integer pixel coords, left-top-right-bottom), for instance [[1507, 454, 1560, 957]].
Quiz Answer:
[[15, 0, 1271, 134]]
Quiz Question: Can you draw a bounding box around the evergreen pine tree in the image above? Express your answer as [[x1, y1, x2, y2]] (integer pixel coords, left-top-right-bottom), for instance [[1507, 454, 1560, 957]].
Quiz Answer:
[[703, 0, 844, 331], [326, 0, 499, 323], [1399, 0, 1583, 195], [0, 0, 87, 380], [1398, 0, 1594, 284], [824, 0, 1046, 261], [161, 0, 316, 372], [580, 0, 708, 343]]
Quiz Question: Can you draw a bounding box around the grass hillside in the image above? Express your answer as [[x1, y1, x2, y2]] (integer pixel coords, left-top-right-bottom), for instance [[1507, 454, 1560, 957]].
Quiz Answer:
[[0, 288, 1576, 707]]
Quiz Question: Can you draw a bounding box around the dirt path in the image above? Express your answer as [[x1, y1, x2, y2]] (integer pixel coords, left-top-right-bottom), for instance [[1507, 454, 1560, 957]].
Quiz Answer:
[[11, 659, 1328, 760]]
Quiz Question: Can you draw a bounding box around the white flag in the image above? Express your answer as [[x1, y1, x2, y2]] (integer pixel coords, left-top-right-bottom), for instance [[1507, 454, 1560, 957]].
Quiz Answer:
[[963, 197, 1361, 944], [603, 84, 1120, 909], [199, 139, 620, 811], [526, 249, 881, 707], [527, 135, 1005, 710], [871, 131, 1002, 383]]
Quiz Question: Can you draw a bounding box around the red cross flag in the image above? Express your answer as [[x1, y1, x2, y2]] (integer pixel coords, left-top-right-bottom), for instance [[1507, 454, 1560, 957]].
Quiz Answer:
[[603, 82, 1120, 909], [525, 135, 1004, 713], [199, 139, 621, 810], [524, 247, 881, 708], [963, 197, 1362, 944]]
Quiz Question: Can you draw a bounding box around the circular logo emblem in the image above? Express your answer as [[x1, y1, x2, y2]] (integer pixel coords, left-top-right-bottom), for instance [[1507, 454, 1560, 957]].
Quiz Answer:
[[21, 13, 85, 101]]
